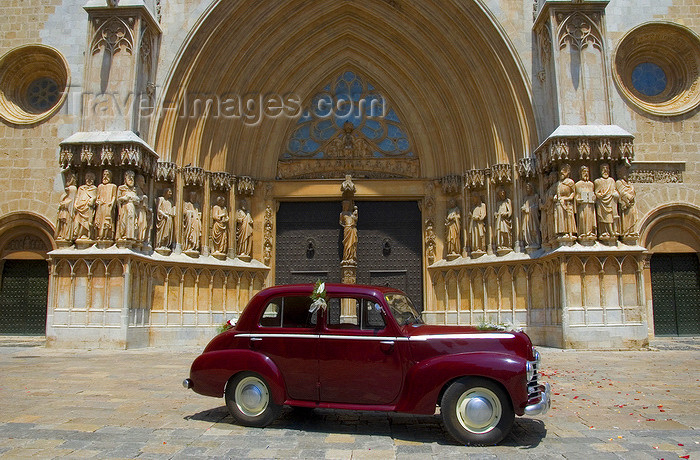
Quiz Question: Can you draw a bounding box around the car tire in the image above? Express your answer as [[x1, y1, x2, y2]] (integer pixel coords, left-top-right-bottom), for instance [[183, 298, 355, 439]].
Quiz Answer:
[[225, 372, 281, 427], [441, 377, 514, 445]]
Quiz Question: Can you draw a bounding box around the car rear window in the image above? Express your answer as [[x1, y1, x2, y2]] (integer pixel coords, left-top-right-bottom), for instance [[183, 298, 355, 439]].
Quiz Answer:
[[259, 296, 316, 328]]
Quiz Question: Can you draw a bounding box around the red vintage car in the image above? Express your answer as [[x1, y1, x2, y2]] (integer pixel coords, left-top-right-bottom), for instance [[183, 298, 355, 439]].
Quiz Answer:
[[183, 283, 550, 445]]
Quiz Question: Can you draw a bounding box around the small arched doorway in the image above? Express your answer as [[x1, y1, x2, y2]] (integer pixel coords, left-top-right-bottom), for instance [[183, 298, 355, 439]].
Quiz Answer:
[[641, 205, 700, 336], [0, 213, 54, 335]]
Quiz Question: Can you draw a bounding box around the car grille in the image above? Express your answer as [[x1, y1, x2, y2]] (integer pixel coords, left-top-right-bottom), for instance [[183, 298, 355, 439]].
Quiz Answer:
[[527, 356, 546, 404]]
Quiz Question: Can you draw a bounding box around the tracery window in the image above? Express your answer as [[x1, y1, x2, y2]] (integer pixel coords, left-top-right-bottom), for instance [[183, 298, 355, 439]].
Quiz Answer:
[[283, 71, 413, 160]]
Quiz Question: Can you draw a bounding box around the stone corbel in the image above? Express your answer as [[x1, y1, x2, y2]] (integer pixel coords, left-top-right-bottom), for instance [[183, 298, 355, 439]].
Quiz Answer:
[[490, 164, 513, 185], [181, 166, 205, 187]]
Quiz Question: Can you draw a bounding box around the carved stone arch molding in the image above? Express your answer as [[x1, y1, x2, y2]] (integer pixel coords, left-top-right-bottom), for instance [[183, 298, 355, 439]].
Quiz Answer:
[[0, 212, 55, 260], [639, 203, 700, 254], [152, 0, 537, 177]]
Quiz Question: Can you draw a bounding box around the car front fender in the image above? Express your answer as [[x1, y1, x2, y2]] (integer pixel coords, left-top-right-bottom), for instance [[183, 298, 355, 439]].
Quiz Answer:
[[189, 349, 286, 404], [395, 352, 529, 415]]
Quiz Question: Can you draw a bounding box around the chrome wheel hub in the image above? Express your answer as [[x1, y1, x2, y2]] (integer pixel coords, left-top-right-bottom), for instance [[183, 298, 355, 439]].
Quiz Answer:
[[235, 376, 269, 417], [456, 387, 502, 434]]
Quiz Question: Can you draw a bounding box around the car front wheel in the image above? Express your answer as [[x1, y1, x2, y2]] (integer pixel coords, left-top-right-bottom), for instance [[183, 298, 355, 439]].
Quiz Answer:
[[225, 372, 281, 427], [441, 377, 514, 445]]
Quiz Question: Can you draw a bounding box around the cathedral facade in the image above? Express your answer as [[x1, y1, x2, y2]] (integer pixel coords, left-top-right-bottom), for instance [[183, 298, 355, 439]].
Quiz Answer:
[[0, 0, 698, 348]]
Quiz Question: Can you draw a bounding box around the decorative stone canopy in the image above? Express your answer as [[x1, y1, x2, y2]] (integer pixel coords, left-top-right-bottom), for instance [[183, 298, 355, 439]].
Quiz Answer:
[[59, 131, 159, 176]]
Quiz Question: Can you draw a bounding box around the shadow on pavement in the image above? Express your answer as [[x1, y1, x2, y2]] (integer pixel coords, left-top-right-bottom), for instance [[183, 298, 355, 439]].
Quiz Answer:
[[185, 405, 547, 447]]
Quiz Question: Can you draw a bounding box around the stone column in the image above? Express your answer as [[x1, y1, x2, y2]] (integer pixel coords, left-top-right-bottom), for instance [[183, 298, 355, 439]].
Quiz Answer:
[[201, 174, 211, 257], [228, 176, 237, 260], [174, 170, 184, 254], [485, 171, 494, 255]]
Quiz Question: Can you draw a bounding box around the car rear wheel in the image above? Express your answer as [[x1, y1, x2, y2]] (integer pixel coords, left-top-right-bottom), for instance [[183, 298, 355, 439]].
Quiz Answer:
[[441, 377, 514, 445], [225, 372, 281, 427]]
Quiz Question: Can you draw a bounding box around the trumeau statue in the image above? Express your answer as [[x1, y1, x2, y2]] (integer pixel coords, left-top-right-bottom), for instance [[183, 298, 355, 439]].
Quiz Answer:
[[521, 182, 541, 250], [554, 164, 576, 238], [94, 170, 117, 241], [155, 188, 175, 250], [594, 163, 619, 239], [182, 192, 202, 253], [211, 195, 229, 257], [616, 164, 638, 239], [135, 174, 151, 247], [339, 199, 358, 264], [575, 165, 596, 240], [445, 198, 461, 259], [73, 172, 98, 241], [494, 188, 512, 251], [56, 172, 78, 242], [116, 170, 139, 242], [236, 198, 254, 261], [469, 194, 487, 254]]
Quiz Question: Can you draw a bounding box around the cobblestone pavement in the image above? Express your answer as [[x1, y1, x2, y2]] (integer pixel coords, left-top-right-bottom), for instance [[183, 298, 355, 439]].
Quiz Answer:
[[0, 338, 698, 459]]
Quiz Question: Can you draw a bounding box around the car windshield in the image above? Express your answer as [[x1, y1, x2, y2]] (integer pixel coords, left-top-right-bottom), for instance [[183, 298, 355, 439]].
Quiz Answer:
[[384, 293, 423, 326]]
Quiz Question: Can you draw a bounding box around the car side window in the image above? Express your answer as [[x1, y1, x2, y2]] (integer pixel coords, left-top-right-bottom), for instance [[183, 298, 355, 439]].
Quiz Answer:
[[259, 296, 316, 328], [327, 297, 385, 330]]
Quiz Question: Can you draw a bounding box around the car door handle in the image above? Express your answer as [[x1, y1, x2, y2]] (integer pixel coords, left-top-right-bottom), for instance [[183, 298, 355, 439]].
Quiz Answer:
[[250, 337, 262, 349], [380, 340, 394, 353]]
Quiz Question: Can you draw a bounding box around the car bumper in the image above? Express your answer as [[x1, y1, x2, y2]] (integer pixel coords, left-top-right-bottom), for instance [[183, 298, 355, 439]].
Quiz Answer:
[[524, 382, 551, 416]]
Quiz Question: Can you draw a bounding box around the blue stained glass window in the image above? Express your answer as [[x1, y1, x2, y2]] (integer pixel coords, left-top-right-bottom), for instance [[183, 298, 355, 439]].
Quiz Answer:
[[631, 62, 667, 97], [282, 71, 413, 159]]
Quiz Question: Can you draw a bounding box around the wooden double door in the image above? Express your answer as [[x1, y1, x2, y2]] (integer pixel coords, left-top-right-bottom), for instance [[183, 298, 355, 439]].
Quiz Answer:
[[275, 201, 423, 309]]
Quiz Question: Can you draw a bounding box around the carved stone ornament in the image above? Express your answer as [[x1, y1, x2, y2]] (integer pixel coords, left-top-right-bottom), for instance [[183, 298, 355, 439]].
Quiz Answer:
[[424, 218, 437, 264], [465, 169, 487, 190], [91, 17, 134, 57], [538, 22, 552, 68], [80, 145, 97, 165], [210, 172, 234, 191], [59, 146, 77, 169], [277, 158, 420, 180], [441, 175, 462, 195], [557, 11, 603, 52], [517, 157, 538, 179], [155, 162, 177, 183], [182, 166, 205, 187], [490, 164, 513, 185], [598, 139, 612, 160], [237, 176, 255, 196], [6, 234, 46, 252], [577, 139, 591, 160], [263, 206, 274, 266]]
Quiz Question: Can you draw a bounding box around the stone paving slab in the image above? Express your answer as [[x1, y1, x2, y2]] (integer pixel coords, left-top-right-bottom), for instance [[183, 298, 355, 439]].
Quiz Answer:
[[0, 340, 698, 459]]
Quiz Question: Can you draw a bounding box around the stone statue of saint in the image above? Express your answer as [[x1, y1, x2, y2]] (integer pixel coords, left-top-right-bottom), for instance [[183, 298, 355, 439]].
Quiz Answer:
[[494, 188, 512, 251], [135, 174, 151, 247], [182, 192, 202, 253], [339, 199, 358, 264], [56, 172, 77, 242], [616, 164, 638, 239], [155, 188, 175, 250], [469, 194, 487, 254], [94, 170, 117, 241], [236, 199, 253, 260], [575, 165, 596, 239], [73, 172, 98, 241], [594, 163, 619, 239], [445, 199, 461, 258], [115, 170, 139, 242], [521, 182, 540, 249], [554, 164, 576, 238], [211, 195, 229, 256]]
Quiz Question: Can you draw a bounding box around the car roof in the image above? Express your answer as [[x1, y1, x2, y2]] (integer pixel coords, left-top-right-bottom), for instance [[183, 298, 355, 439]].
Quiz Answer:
[[256, 283, 406, 297]]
